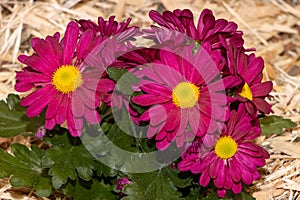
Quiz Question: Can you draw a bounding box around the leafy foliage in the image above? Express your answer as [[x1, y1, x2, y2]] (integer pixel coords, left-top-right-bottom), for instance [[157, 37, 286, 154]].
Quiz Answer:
[[0, 144, 52, 197], [62, 177, 115, 200], [43, 133, 97, 189], [201, 190, 255, 200], [0, 94, 44, 137], [107, 67, 128, 82], [260, 115, 297, 135], [123, 167, 191, 200]]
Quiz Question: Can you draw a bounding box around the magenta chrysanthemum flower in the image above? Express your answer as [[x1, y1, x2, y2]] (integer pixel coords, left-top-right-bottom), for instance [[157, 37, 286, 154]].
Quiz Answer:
[[146, 9, 244, 72], [226, 46, 273, 115], [78, 16, 140, 42], [178, 105, 269, 198], [147, 9, 243, 48], [131, 45, 231, 150], [15, 21, 115, 136]]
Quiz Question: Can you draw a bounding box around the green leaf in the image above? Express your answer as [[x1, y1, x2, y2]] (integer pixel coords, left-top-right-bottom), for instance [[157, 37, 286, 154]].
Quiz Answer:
[[42, 133, 97, 189], [96, 161, 118, 178], [63, 177, 115, 200], [200, 192, 219, 200], [81, 124, 162, 173], [200, 190, 255, 200], [123, 167, 182, 200], [184, 188, 201, 200], [0, 94, 45, 137], [0, 144, 52, 197], [260, 115, 297, 135], [235, 191, 255, 200], [165, 168, 192, 188], [107, 67, 128, 82], [107, 67, 139, 95]]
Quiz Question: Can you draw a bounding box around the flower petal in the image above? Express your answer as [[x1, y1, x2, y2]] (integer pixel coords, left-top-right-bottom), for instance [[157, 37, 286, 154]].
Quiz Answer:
[[251, 81, 273, 97], [63, 21, 79, 65], [131, 94, 171, 106]]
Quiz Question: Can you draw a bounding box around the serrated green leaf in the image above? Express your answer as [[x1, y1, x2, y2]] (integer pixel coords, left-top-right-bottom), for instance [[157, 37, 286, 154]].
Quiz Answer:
[[165, 168, 192, 188], [96, 161, 118, 178], [0, 94, 44, 137], [260, 115, 297, 135], [42, 133, 97, 189], [123, 167, 182, 200], [0, 144, 52, 197], [81, 124, 163, 173], [184, 188, 200, 200], [63, 177, 115, 200]]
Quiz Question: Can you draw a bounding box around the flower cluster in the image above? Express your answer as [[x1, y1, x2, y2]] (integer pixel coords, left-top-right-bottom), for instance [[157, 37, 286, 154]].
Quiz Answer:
[[16, 8, 272, 198]]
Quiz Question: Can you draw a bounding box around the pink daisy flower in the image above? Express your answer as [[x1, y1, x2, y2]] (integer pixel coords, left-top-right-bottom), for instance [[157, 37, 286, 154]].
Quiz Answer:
[[178, 104, 269, 198], [147, 9, 243, 48], [145, 9, 244, 73], [226, 45, 273, 115], [78, 16, 140, 42], [131, 45, 231, 150], [15, 21, 115, 136]]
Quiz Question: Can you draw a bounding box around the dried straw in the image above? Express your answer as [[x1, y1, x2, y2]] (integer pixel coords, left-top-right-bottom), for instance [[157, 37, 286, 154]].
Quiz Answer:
[[0, 0, 300, 199]]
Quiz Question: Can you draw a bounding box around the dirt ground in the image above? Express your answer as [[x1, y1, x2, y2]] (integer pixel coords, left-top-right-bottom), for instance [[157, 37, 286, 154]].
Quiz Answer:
[[0, 0, 300, 199]]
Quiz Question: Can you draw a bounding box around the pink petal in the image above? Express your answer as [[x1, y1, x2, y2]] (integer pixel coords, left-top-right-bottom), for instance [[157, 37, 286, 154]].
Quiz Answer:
[[63, 21, 79, 65], [152, 63, 182, 88], [199, 170, 211, 187], [147, 125, 160, 138], [97, 78, 115, 93], [55, 95, 69, 124], [156, 129, 167, 141], [15, 81, 34, 92], [69, 127, 82, 137], [209, 158, 221, 179], [164, 108, 180, 132], [252, 98, 272, 114], [26, 88, 54, 117], [76, 29, 94, 60], [71, 92, 85, 117], [84, 108, 100, 124], [232, 182, 242, 194], [45, 118, 56, 130], [245, 56, 264, 84], [148, 104, 168, 126], [67, 110, 83, 131], [16, 70, 51, 83], [217, 188, 227, 198], [251, 81, 273, 97], [214, 160, 225, 188], [140, 82, 171, 96], [228, 157, 241, 182], [131, 94, 171, 106], [156, 138, 170, 150], [77, 87, 99, 109], [46, 91, 63, 119], [18, 54, 53, 75], [235, 152, 256, 172], [20, 85, 53, 106], [240, 166, 253, 185]]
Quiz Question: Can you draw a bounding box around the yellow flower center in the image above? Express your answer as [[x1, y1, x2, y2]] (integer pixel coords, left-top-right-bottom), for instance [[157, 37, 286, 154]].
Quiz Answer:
[[214, 136, 238, 159], [239, 82, 253, 101], [172, 82, 199, 108], [52, 65, 82, 94]]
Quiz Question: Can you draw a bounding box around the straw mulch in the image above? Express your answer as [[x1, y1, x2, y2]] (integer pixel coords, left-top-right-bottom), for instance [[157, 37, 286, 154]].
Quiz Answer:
[[0, 0, 300, 199]]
